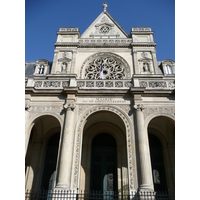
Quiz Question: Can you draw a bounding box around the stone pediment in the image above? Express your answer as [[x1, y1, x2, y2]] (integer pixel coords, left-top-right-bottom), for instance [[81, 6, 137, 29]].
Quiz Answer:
[[81, 8, 128, 39]]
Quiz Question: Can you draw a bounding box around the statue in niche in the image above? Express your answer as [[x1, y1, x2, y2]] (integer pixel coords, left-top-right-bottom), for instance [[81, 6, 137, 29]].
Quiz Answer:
[[142, 62, 150, 74], [61, 62, 68, 73]]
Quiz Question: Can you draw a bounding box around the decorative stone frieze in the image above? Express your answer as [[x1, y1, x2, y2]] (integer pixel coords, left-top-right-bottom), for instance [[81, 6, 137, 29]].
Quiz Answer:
[[77, 80, 132, 88], [79, 39, 132, 44], [62, 81, 69, 88], [149, 81, 167, 88], [59, 28, 79, 32], [34, 80, 70, 88], [143, 106, 175, 119], [139, 80, 175, 89], [43, 81, 61, 87], [34, 81, 42, 87], [131, 27, 152, 32], [27, 106, 63, 119]]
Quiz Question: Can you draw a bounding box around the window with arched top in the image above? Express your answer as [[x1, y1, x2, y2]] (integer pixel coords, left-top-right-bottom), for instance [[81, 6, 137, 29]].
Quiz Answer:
[[37, 65, 45, 74], [165, 65, 173, 74]]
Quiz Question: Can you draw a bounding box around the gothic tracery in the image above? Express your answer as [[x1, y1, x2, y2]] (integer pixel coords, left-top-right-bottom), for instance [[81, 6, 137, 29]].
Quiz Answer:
[[84, 54, 129, 79]]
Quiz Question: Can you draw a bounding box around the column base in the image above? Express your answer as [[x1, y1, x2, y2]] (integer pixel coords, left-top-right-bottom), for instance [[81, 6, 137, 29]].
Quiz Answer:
[[55, 183, 69, 190], [139, 184, 154, 191]]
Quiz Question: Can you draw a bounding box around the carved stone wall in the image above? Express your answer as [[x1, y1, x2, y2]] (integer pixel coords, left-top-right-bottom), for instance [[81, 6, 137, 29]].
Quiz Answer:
[[143, 106, 175, 119]]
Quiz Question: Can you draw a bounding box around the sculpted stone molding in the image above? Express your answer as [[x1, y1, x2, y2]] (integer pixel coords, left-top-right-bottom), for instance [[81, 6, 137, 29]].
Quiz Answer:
[[139, 80, 175, 89], [73, 105, 135, 190], [79, 39, 132, 44], [27, 106, 63, 119], [143, 106, 175, 119], [78, 104, 132, 116], [77, 80, 132, 88], [34, 80, 70, 88]]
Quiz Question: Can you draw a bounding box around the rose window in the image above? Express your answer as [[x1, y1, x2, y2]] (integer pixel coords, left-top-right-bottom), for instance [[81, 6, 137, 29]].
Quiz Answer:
[[85, 57, 125, 79]]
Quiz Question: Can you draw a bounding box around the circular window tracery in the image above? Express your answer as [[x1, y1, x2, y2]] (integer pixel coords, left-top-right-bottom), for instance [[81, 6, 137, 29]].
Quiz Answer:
[[83, 53, 130, 80], [99, 26, 111, 34]]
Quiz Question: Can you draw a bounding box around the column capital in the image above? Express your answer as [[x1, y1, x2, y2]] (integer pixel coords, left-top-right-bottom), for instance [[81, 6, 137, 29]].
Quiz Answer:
[[134, 104, 145, 111], [63, 102, 76, 111]]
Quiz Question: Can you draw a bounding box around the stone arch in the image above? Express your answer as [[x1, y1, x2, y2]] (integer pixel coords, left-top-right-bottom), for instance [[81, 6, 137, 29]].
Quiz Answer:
[[71, 105, 136, 192], [79, 52, 131, 79], [146, 114, 175, 192], [25, 114, 62, 191], [144, 113, 175, 131], [25, 112, 63, 156]]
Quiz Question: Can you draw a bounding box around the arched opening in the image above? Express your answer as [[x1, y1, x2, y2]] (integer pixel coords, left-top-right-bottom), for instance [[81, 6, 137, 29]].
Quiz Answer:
[[147, 116, 175, 192], [41, 133, 60, 190], [25, 115, 61, 191], [148, 134, 167, 191], [80, 110, 129, 193], [90, 133, 117, 193]]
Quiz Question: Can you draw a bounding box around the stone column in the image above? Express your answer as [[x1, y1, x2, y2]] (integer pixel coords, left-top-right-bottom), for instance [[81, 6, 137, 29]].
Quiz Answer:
[[56, 100, 76, 189], [134, 104, 154, 191]]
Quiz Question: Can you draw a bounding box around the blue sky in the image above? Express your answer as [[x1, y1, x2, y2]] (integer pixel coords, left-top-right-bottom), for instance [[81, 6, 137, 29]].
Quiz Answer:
[[25, 0, 175, 62]]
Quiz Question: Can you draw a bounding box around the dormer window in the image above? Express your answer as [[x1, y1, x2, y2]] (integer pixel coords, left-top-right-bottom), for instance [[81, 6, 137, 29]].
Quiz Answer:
[[37, 65, 45, 74], [165, 65, 173, 74], [34, 59, 50, 75], [161, 60, 175, 75]]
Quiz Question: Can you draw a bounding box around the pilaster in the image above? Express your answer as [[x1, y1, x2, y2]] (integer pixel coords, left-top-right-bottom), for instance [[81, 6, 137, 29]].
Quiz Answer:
[[151, 50, 159, 74], [133, 50, 139, 74]]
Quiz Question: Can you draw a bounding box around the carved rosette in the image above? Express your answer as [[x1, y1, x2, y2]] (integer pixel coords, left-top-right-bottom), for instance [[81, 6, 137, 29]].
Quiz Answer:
[[73, 105, 134, 190]]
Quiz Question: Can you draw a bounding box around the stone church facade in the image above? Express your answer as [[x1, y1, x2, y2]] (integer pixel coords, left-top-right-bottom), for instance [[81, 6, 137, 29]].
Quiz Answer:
[[25, 3, 175, 196]]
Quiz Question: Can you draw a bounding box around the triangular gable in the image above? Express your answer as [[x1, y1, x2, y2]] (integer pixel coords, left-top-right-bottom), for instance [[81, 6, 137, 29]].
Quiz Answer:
[[81, 11, 129, 38]]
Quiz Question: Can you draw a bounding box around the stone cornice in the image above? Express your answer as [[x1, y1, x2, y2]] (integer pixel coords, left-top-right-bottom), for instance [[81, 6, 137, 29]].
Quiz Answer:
[[131, 42, 156, 47]]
